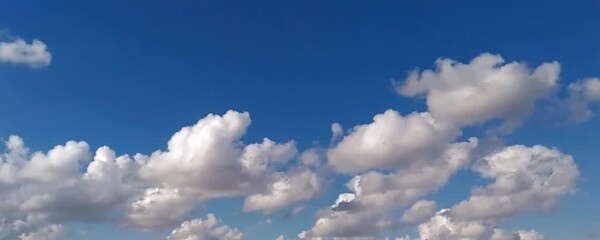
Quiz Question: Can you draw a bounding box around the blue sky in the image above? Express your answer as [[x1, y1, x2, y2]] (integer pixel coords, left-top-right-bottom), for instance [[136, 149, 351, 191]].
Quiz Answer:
[[1, 1, 599, 240]]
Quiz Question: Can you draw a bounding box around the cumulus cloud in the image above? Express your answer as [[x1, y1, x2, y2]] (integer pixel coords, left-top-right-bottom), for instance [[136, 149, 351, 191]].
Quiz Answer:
[[0, 136, 140, 238], [394, 145, 574, 240], [300, 51, 583, 238], [0, 111, 324, 237], [166, 214, 243, 240], [137, 111, 255, 199], [396, 53, 560, 133], [569, 78, 600, 101], [449, 145, 578, 222], [344, 139, 478, 209], [414, 209, 544, 240], [328, 110, 459, 174], [555, 78, 600, 122], [301, 136, 479, 238], [0, 38, 51, 68], [243, 169, 323, 213], [127, 111, 323, 228]]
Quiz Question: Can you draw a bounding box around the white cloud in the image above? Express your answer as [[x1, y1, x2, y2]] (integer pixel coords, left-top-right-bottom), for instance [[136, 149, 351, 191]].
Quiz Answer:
[[290, 205, 306, 216], [275, 235, 285, 240], [300, 209, 388, 239], [124, 187, 198, 230], [0, 38, 51, 68], [449, 145, 578, 222], [241, 138, 298, 175], [570, 78, 600, 101], [298, 148, 324, 169], [328, 110, 459, 174], [128, 111, 323, 227], [345, 138, 477, 209], [330, 123, 343, 143], [137, 111, 255, 199], [400, 200, 437, 224], [301, 138, 479, 238], [558, 78, 600, 122], [19, 140, 90, 182], [397, 53, 560, 133], [0, 219, 64, 240], [166, 214, 243, 240], [243, 169, 323, 213], [0, 111, 324, 236], [414, 209, 544, 240], [0, 136, 140, 238]]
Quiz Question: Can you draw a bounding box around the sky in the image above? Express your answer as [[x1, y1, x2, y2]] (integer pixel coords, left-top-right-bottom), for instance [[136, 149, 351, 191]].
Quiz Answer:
[[0, 1, 600, 240]]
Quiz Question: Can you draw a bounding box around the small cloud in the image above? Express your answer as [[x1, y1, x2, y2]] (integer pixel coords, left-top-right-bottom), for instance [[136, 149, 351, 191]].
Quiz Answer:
[[275, 235, 285, 240], [284, 205, 306, 219], [330, 122, 343, 143], [0, 37, 52, 68], [291, 205, 305, 216]]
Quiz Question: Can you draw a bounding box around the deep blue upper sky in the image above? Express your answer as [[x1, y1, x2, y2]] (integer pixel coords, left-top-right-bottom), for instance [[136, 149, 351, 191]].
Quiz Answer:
[[1, 1, 599, 239]]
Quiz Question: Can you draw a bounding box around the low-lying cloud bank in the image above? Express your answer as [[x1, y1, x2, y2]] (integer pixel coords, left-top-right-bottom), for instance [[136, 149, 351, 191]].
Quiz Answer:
[[1, 53, 595, 240]]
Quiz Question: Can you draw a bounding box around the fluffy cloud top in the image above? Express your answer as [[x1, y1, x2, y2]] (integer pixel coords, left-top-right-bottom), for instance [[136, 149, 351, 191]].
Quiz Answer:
[[397, 53, 560, 132], [0, 111, 324, 238], [0, 38, 51, 68], [0, 136, 141, 239], [127, 111, 322, 229]]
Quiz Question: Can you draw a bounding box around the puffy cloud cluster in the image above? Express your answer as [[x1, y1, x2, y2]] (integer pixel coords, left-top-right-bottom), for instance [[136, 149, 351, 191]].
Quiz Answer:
[[300, 135, 479, 239], [0, 38, 51, 68], [300, 107, 479, 238], [127, 111, 323, 230], [0, 53, 590, 240], [300, 53, 582, 239], [0, 111, 324, 239], [406, 144, 577, 240], [303, 143, 578, 240], [0, 136, 139, 239]]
